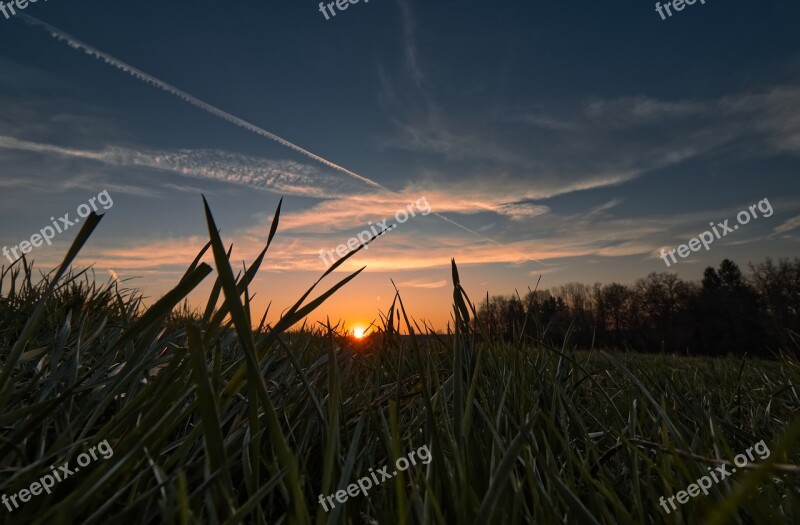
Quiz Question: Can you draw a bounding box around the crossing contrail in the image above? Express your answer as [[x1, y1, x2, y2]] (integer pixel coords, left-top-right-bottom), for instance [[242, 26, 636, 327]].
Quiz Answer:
[[19, 13, 548, 266]]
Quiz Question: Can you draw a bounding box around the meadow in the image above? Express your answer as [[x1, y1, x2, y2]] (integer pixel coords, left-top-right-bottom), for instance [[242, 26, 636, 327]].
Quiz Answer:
[[0, 199, 798, 524]]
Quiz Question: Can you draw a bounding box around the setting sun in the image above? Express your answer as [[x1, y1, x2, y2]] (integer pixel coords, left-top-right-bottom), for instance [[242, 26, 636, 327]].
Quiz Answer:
[[352, 326, 368, 339]]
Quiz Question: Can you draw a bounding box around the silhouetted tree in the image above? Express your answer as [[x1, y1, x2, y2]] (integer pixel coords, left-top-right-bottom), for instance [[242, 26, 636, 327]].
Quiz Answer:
[[749, 258, 800, 348], [476, 258, 790, 357], [695, 260, 765, 356]]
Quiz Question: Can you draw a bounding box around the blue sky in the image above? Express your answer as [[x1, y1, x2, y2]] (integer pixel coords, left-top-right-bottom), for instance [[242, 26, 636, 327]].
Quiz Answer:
[[0, 0, 798, 329]]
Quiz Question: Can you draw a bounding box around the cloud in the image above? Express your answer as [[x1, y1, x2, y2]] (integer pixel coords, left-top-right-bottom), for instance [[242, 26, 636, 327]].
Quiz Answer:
[[161, 182, 212, 194], [396, 0, 424, 89], [774, 215, 800, 235], [395, 278, 447, 289], [18, 192, 792, 283], [583, 96, 708, 127], [383, 84, 800, 207], [0, 169, 158, 197], [0, 135, 361, 198], [495, 202, 550, 221], [274, 189, 553, 235], [587, 199, 624, 216], [528, 86, 800, 156]]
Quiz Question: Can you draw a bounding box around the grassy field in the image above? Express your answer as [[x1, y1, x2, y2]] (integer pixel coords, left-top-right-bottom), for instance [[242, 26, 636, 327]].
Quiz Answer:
[[1, 201, 798, 524]]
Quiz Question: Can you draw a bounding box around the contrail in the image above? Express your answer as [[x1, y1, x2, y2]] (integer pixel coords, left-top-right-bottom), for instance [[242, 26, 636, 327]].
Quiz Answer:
[[17, 14, 386, 193], [19, 14, 548, 266]]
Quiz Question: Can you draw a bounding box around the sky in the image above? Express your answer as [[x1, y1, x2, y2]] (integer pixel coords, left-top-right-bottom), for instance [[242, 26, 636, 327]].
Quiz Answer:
[[0, 0, 798, 332]]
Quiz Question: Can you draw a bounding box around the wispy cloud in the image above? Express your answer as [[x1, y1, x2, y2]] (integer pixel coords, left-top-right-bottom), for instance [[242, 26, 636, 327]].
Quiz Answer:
[[774, 215, 800, 235], [396, 0, 424, 89], [384, 66, 800, 204], [0, 135, 359, 198], [395, 278, 447, 289], [583, 96, 709, 127], [14, 192, 790, 286], [495, 202, 550, 221], [526, 86, 800, 156]]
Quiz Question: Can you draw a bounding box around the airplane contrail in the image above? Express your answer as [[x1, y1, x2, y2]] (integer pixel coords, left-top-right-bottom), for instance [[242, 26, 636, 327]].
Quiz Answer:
[[17, 14, 387, 193], [18, 13, 549, 267]]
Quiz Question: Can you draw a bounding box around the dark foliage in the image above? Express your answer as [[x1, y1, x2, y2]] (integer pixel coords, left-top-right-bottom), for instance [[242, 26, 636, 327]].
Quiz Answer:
[[477, 258, 800, 357]]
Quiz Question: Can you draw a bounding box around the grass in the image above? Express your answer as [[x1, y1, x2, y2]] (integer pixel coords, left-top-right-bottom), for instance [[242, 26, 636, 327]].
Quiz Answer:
[[0, 198, 798, 524]]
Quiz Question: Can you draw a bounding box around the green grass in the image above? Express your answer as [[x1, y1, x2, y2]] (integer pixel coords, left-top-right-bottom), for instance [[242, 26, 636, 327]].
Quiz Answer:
[[0, 200, 798, 524]]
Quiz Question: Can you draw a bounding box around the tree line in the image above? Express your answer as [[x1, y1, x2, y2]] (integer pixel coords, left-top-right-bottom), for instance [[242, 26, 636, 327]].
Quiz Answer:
[[475, 258, 800, 357]]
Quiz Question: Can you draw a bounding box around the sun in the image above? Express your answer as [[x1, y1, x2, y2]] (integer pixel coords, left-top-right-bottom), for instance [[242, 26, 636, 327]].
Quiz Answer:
[[352, 326, 368, 339]]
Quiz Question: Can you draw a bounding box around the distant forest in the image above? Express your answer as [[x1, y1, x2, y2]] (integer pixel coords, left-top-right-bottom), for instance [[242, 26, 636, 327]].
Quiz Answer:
[[476, 258, 800, 357]]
